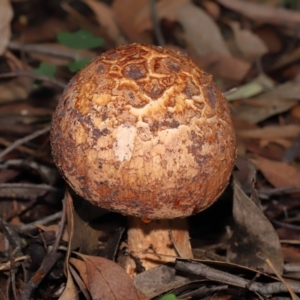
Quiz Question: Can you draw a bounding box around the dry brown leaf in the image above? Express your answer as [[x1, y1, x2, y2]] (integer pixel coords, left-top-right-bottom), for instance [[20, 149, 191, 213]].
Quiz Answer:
[[133, 265, 190, 299], [228, 178, 284, 274], [84, 0, 127, 45], [70, 258, 89, 291], [228, 21, 268, 62], [216, 0, 300, 30], [58, 267, 79, 300], [22, 17, 76, 43], [272, 46, 300, 71], [233, 79, 300, 123], [251, 156, 300, 188], [67, 202, 99, 255], [291, 104, 300, 121], [0, 0, 13, 55], [0, 78, 33, 104], [237, 124, 300, 139], [260, 138, 292, 149], [35, 224, 69, 243], [189, 52, 251, 82], [201, 0, 221, 20], [234, 101, 297, 124], [112, 0, 150, 43], [75, 253, 145, 300], [178, 3, 230, 56]]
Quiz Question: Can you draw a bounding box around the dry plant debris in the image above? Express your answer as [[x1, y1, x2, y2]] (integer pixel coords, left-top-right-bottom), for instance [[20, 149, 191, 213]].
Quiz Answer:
[[1, 0, 300, 299]]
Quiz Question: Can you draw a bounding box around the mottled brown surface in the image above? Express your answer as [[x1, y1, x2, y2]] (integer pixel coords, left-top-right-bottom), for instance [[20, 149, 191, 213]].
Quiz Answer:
[[50, 44, 236, 219]]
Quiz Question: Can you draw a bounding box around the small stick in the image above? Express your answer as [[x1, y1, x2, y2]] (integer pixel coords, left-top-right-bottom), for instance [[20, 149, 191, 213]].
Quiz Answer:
[[0, 71, 66, 89], [20, 195, 67, 300], [175, 260, 300, 296], [149, 0, 165, 46], [0, 219, 20, 251], [18, 211, 62, 233], [265, 258, 300, 300], [8, 41, 92, 61], [0, 126, 50, 160]]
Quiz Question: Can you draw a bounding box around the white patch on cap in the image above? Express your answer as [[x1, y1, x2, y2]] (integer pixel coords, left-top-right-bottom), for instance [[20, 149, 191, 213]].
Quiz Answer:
[[113, 124, 137, 161]]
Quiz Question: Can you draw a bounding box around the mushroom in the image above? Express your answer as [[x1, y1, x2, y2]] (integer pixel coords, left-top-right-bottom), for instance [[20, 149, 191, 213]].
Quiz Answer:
[[50, 43, 236, 276]]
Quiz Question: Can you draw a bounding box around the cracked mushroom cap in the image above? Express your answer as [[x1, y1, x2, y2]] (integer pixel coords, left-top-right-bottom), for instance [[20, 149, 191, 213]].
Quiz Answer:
[[50, 43, 236, 219]]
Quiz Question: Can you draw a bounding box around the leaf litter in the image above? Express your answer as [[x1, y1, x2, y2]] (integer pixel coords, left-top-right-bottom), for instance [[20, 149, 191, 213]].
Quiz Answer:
[[2, 0, 300, 299]]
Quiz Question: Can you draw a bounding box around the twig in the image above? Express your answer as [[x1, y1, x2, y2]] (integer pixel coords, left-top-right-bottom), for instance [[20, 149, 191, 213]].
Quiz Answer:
[[0, 256, 30, 271], [0, 219, 21, 254], [284, 263, 300, 273], [149, 0, 165, 46], [51, 198, 67, 253], [0, 219, 26, 299], [256, 185, 300, 198], [0, 126, 50, 160], [0, 137, 51, 163], [8, 41, 93, 61], [175, 260, 300, 296], [17, 211, 62, 234], [4, 198, 37, 222], [0, 183, 61, 201], [0, 70, 66, 89], [272, 220, 300, 231], [265, 258, 300, 300], [20, 196, 67, 300]]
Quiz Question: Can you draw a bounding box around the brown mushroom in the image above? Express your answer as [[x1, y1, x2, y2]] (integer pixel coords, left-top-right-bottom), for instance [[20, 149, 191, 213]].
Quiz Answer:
[[50, 43, 236, 276]]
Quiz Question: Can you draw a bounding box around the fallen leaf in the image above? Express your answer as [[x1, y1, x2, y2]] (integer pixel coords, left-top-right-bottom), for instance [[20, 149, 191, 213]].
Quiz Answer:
[[112, 0, 149, 43], [291, 105, 300, 121], [70, 258, 89, 289], [201, 0, 221, 20], [59, 267, 79, 300], [251, 156, 300, 188], [189, 52, 251, 82], [133, 265, 190, 299], [260, 138, 292, 149], [178, 3, 230, 56], [282, 247, 300, 265], [227, 20, 268, 62], [233, 80, 300, 123], [226, 74, 274, 101], [234, 100, 297, 124], [0, 0, 13, 55], [227, 178, 283, 274], [237, 124, 300, 139], [35, 224, 69, 243], [64, 193, 99, 255], [21, 17, 76, 43], [216, 0, 300, 31], [75, 253, 143, 300], [271, 45, 300, 72], [0, 78, 33, 104], [243, 139, 285, 161], [84, 0, 127, 45], [234, 156, 257, 197]]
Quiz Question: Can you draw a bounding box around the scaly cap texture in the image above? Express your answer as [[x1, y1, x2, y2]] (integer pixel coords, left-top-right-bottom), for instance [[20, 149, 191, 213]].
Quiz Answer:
[[51, 43, 236, 219]]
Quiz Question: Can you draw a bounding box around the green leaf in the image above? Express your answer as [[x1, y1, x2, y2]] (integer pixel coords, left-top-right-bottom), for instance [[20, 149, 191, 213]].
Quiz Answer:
[[32, 62, 56, 78], [67, 58, 90, 73], [160, 294, 184, 300], [57, 29, 104, 50]]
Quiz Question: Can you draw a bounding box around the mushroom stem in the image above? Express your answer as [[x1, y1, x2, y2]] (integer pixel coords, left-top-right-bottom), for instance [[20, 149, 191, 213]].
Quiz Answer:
[[125, 217, 193, 277]]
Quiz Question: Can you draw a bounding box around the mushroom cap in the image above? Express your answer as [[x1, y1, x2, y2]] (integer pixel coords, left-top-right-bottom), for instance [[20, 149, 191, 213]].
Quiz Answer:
[[50, 43, 236, 219]]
